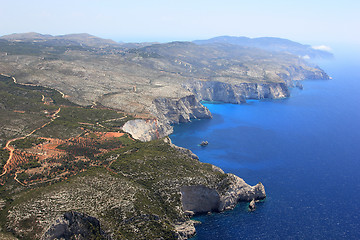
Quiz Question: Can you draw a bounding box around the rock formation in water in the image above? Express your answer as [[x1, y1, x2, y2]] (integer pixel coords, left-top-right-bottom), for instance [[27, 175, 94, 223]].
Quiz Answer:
[[249, 199, 256, 211], [219, 174, 266, 211]]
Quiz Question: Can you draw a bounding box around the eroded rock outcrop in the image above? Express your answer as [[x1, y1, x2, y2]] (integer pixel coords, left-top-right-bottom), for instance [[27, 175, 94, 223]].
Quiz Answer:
[[41, 211, 109, 240], [176, 172, 266, 238], [219, 173, 266, 211], [174, 220, 199, 240], [181, 185, 221, 213], [249, 199, 256, 211], [180, 173, 266, 214], [152, 95, 212, 124]]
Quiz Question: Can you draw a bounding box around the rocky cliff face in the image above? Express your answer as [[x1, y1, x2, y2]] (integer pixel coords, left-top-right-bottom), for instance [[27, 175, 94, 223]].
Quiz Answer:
[[152, 95, 212, 124], [180, 174, 266, 214], [281, 64, 330, 81], [175, 170, 266, 238], [123, 95, 212, 141], [122, 80, 290, 141], [180, 185, 221, 213], [122, 68, 329, 142], [130, 65, 329, 142], [41, 211, 109, 240], [183, 81, 290, 103], [174, 220, 198, 240]]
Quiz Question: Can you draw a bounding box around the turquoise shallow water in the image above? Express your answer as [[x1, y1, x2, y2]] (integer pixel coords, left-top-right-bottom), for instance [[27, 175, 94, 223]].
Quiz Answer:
[[170, 47, 360, 239]]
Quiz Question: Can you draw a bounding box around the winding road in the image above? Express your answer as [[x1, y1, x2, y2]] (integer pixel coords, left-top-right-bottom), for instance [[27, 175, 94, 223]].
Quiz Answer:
[[0, 107, 61, 178], [0, 74, 63, 183]]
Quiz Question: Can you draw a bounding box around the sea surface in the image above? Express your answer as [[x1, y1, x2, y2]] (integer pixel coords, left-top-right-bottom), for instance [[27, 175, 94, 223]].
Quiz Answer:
[[170, 46, 360, 239]]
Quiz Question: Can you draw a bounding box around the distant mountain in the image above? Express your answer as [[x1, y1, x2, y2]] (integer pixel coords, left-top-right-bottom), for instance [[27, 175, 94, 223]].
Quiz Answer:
[[193, 36, 333, 59], [0, 32, 120, 48], [1, 33, 333, 59], [0, 32, 53, 40]]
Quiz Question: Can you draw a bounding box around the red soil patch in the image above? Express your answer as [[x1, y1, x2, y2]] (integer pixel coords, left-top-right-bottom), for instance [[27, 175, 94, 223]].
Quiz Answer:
[[102, 132, 124, 138], [13, 110, 25, 113], [5, 150, 37, 172], [85, 131, 124, 140], [2, 131, 127, 185], [27, 138, 67, 161]]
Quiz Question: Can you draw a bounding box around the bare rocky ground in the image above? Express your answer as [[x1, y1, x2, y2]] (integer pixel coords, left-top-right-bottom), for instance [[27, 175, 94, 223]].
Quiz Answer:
[[0, 34, 328, 120]]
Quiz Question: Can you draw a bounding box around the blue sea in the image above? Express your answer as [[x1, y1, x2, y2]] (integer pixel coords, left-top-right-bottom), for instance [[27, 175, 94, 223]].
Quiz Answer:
[[170, 46, 360, 239]]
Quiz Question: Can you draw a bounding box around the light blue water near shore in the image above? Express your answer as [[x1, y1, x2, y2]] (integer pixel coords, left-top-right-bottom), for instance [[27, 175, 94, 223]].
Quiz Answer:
[[170, 47, 360, 239]]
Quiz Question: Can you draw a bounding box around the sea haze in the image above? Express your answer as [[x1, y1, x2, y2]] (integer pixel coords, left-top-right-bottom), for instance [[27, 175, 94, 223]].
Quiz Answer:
[[170, 46, 360, 239]]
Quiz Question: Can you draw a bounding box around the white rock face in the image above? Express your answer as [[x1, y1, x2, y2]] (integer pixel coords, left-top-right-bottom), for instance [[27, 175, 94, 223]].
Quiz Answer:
[[122, 119, 172, 142]]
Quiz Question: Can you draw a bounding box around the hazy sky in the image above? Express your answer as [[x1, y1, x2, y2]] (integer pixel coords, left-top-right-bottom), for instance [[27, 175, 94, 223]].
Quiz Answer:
[[1, 0, 359, 45]]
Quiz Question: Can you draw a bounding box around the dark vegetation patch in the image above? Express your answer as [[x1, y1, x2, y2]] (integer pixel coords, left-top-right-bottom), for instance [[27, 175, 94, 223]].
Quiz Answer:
[[12, 137, 46, 149], [0, 149, 9, 170]]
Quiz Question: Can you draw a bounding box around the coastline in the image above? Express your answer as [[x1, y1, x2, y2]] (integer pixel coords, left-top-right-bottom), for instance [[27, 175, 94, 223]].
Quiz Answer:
[[0, 73, 266, 240], [0, 64, 330, 239], [121, 74, 329, 239], [122, 63, 329, 144], [168, 72, 343, 239]]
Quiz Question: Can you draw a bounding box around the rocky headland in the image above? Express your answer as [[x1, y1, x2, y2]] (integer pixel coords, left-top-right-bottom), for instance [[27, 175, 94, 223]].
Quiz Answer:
[[0, 34, 329, 134], [0, 33, 330, 239]]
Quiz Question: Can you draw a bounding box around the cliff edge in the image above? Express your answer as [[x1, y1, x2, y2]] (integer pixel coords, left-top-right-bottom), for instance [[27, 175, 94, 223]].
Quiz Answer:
[[180, 174, 266, 214]]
